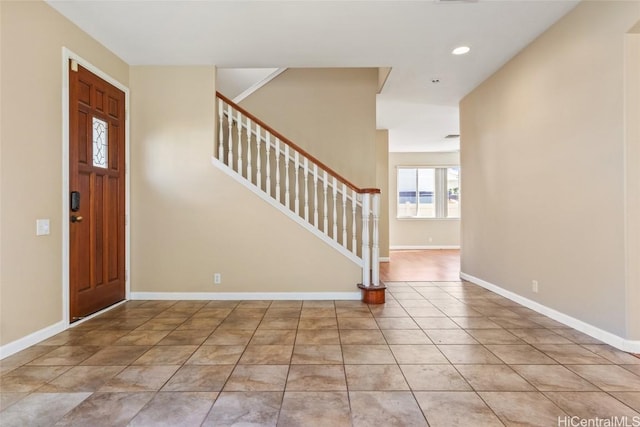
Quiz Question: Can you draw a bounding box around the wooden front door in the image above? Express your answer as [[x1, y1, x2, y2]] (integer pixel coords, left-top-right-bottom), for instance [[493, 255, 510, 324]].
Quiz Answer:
[[69, 61, 126, 321]]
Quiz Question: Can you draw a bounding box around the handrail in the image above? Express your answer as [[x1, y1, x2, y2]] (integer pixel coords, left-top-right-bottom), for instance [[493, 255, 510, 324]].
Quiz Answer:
[[215, 90, 381, 286], [225, 109, 368, 206], [217, 91, 380, 195]]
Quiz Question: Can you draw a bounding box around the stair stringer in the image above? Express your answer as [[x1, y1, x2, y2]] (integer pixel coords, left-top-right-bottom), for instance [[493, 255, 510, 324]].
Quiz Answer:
[[211, 156, 364, 267]]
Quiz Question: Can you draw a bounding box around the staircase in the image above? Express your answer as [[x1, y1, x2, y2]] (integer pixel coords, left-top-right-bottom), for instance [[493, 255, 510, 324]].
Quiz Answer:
[[214, 92, 381, 290]]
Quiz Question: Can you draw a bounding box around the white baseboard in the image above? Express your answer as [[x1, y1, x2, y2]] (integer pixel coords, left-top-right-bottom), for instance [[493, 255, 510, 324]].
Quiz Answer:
[[379, 257, 390, 262], [131, 291, 361, 301], [0, 321, 66, 360], [0, 299, 127, 360], [460, 272, 640, 353], [390, 245, 460, 250]]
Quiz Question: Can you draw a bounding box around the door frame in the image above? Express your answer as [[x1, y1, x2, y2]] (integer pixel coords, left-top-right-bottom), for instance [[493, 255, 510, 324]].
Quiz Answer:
[[62, 48, 131, 327]]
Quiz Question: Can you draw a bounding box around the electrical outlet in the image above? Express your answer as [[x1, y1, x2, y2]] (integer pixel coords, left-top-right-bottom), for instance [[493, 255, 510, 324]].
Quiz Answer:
[[214, 273, 222, 285], [532, 280, 539, 293]]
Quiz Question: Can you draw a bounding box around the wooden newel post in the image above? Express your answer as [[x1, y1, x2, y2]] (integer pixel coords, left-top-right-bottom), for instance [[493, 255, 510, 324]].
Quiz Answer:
[[358, 190, 386, 304], [360, 193, 371, 287], [371, 192, 380, 286]]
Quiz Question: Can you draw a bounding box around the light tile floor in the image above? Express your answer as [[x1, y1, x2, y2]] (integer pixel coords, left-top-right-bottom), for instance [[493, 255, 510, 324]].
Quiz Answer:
[[1, 281, 640, 426]]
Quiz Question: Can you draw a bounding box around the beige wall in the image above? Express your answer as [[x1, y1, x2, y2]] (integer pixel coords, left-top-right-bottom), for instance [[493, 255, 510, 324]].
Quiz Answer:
[[376, 130, 389, 259], [0, 1, 129, 346], [389, 152, 460, 248], [625, 26, 640, 340], [130, 67, 361, 294], [460, 1, 639, 337], [239, 68, 379, 188]]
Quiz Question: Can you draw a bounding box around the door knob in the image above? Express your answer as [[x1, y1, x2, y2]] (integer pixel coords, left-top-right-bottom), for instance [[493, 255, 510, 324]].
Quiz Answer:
[[70, 215, 83, 223]]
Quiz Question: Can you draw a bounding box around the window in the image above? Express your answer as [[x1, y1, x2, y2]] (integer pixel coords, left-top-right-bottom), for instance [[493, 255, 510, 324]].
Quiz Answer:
[[397, 166, 460, 218]]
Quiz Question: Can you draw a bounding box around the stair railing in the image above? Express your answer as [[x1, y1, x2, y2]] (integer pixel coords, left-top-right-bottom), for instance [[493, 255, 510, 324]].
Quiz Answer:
[[216, 92, 380, 287]]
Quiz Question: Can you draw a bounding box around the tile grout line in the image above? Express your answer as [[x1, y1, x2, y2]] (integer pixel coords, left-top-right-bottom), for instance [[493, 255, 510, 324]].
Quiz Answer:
[[3, 282, 640, 424], [384, 315, 432, 426], [182, 300, 242, 426]]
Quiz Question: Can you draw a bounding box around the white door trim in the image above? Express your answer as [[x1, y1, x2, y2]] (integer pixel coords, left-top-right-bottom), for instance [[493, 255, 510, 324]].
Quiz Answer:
[[61, 48, 131, 328]]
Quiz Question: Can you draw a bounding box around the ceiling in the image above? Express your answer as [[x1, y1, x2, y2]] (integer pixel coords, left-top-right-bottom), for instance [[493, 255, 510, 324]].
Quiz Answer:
[[47, 0, 578, 152]]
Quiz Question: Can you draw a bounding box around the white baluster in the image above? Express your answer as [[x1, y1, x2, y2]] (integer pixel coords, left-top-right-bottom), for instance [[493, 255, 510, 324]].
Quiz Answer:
[[352, 189, 357, 254], [227, 104, 234, 168], [255, 124, 262, 190], [342, 183, 347, 246], [275, 138, 281, 203], [361, 193, 371, 287], [266, 133, 271, 197], [313, 165, 319, 227], [285, 145, 290, 210], [294, 152, 300, 215], [304, 158, 309, 221], [217, 98, 224, 159], [246, 118, 252, 183], [323, 171, 328, 234], [371, 193, 380, 286], [236, 111, 243, 174], [332, 177, 338, 240]]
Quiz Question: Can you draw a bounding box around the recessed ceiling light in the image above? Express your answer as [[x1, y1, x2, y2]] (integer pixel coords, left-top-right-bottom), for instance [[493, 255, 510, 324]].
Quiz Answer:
[[452, 46, 470, 55]]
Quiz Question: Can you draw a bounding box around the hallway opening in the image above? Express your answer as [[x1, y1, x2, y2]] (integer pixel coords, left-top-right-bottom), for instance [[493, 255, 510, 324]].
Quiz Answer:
[[380, 249, 460, 282]]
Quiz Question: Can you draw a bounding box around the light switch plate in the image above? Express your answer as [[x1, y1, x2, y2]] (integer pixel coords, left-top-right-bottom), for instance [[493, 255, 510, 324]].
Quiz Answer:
[[36, 219, 50, 236]]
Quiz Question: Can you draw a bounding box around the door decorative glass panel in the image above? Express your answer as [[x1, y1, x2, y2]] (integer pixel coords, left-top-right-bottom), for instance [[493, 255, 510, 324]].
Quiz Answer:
[[92, 117, 108, 168]]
